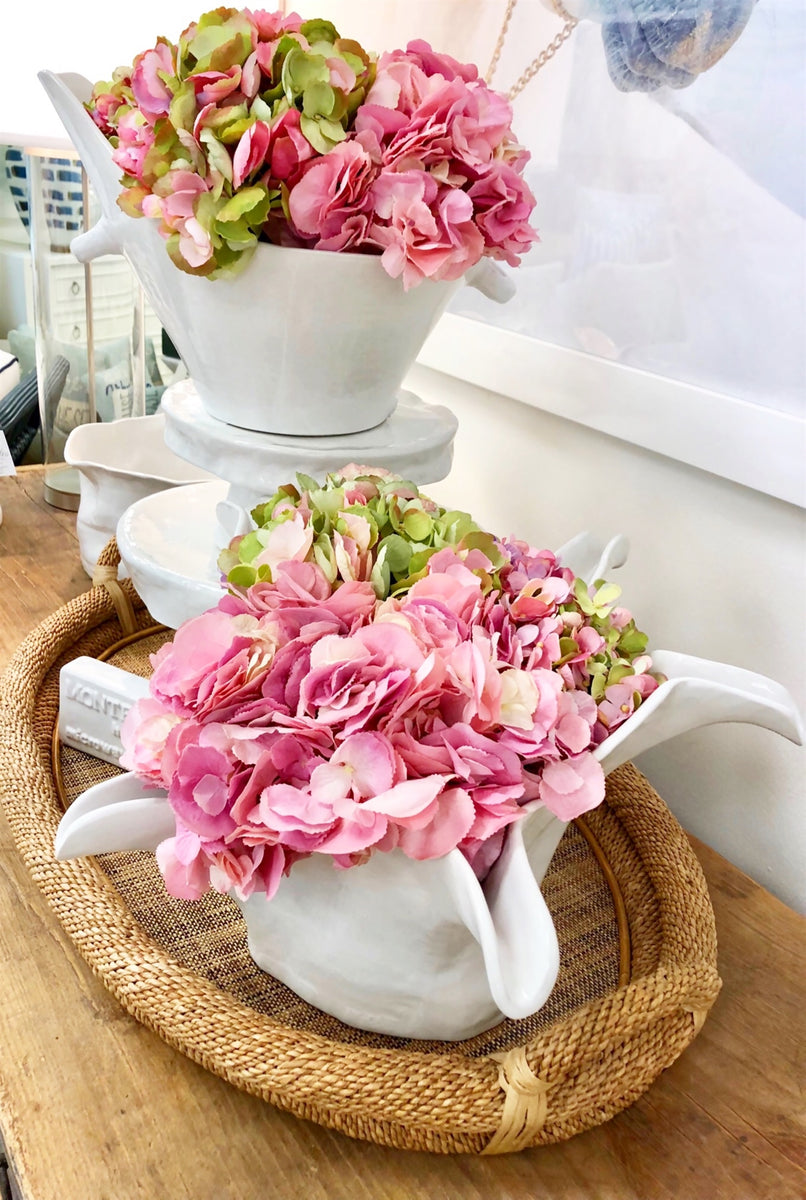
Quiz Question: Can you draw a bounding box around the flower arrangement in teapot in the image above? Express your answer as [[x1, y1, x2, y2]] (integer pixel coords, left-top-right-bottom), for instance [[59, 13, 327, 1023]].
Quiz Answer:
[[121, 466, 662, 902], [86, 7, 537, 287]]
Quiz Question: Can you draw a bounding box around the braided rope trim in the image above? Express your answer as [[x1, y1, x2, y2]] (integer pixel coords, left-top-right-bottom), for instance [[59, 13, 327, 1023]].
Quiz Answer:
[[90, 538, 138, 636]]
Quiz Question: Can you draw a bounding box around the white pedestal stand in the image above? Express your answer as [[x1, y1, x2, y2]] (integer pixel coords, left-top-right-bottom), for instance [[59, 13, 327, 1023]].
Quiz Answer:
[[117, 379, 459, 629]]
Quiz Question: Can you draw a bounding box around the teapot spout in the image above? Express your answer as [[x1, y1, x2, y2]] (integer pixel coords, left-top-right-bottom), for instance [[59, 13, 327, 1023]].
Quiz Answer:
[[556, 531, 630, 586], [596, 650, 804, 775], [38, 71, 125, 254], [55, 773, 173, 860], [447, 821, 560, 1020]]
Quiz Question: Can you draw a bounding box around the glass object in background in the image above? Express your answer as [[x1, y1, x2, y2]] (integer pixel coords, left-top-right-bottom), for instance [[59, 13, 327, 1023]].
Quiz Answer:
[[16, 150, 182, 508]]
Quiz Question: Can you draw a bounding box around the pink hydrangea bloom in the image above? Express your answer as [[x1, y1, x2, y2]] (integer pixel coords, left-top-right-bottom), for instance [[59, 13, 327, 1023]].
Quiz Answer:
[[468, 162, 539, 266], [112, 109, 155, 180], [597, 674, 660, 734], [289, 140, 377, 250], [191, 67, 244, 107], [232, 119, 271, 189], [122, 469, 659, 900], [89, 20, 538, 284], [370, 170, 484, 288], [266, 108, 316, 184], [131, 42, 176, 120]]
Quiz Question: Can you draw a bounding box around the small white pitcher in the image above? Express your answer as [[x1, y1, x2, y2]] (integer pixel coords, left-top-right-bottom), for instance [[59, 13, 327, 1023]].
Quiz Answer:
[[65, 414, 213, 575]]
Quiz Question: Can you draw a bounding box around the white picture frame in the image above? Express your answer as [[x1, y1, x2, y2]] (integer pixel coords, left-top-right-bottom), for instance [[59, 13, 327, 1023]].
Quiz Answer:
[[419, 315, 806, 507]]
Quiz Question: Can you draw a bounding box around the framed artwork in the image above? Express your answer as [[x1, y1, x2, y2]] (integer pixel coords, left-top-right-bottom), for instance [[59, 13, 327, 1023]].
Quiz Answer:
[[414, 0, 805, 506]]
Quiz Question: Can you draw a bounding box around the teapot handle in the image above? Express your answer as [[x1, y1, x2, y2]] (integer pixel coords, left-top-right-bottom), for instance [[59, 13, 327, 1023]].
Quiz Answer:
[[464, 259, 516, 303], [447, 822, 560, 1020]]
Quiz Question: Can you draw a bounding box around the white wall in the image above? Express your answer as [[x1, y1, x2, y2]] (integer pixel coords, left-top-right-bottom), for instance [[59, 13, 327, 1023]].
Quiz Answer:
[[405, 362, 806, 913]]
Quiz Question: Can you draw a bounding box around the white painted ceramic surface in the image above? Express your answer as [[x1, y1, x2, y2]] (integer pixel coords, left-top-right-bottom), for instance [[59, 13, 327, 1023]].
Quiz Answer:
[[161, 381, 459, 515], [39, 71, 513, 438], [65, 414, 213, 575], [118, 388, 462, 629], [116, 480, 228, 629]]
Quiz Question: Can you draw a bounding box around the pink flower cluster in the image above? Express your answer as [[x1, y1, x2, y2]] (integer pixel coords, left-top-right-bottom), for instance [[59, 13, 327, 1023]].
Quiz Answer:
[[88, 10, 537, 285], [288, 42, 536, 286], [122, 511, 661, 903]]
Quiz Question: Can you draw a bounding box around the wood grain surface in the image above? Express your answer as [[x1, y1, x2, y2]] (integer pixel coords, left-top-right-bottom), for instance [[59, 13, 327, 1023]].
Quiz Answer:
[[0, 471, 804, 1200]]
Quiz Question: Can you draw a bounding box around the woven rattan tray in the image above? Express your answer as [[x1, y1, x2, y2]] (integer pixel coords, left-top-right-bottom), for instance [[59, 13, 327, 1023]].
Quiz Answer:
[[0, 563, 722, 1154]]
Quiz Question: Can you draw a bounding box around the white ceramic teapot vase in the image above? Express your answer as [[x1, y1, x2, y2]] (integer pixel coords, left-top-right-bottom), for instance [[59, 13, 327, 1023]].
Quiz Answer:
[[39, 71, 514, 439], [53, 534, 803, 1041]]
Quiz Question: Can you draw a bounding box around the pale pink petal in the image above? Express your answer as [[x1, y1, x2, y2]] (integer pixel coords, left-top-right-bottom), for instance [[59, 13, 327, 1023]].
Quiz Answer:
[[396, 787, 476, 860], [538, 754, 605, 822], [362, 775, 451, 819], [156, 830, 209, 900], [315, 810, 389, 854]]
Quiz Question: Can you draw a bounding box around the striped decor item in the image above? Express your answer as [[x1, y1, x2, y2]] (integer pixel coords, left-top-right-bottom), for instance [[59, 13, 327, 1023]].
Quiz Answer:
[[4, 149, 84, 248], [0, 357, 69, 464]]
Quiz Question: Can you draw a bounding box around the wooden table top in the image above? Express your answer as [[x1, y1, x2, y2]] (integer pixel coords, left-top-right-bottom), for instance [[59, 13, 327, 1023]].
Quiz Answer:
[[0, 469, 804, 1200]]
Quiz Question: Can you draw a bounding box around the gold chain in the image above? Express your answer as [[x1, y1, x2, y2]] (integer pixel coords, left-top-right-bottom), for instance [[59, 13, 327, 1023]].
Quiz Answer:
[[486, 0, 578, 99]]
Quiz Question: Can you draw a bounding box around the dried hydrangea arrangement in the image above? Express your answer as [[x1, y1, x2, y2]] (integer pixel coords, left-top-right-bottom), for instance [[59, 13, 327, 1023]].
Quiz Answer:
[[121, 467, 662, 902], [86, 7, 537, 285]]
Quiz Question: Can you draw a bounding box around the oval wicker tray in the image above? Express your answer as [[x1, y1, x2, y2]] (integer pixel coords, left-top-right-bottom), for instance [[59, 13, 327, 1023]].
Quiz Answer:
[[0, 563, 721, 1154]]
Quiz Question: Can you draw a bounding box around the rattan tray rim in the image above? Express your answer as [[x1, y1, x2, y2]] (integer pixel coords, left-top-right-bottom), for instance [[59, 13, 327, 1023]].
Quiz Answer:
[[0, 561, 721, 1154]]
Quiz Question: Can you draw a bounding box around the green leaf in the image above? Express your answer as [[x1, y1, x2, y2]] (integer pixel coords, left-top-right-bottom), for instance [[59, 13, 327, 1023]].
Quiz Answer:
[[335, 39, 370, 71], [618, 627, 649, 657], [460, 529, 506, 567], [203, 103, 249, 132], [370, 548, 391, 599], [572, 577, 595, 615], [300, 113, 346, 154], [187, 13, 253, 73], [402, 508, 433, 542], [208, 32, 252, 74], [282, 48, 329, 100], [378, 534, 413, 575], [227, 564, 258, 588], [188, 24, 234, 68], [250, 95, 273, 122], [345, 85, 367, 119], [216, 185, 271, 224], [299, 18, 340, 45], [199, 127, 233, 184], [592, 582, 622, 610], [302, 80, 336, 118], [436, 509, 477, 541], [236, 531, 266, 564], [607, 663, 635, 687], [309, 487, 344, 522], [408, 547, 437, 576], [169, 80, 197, 132], [313, 537, 337, 583], [117, 186, 147, 218], [217, 547, 239, 575], [216, 221, 258, 250], [218, 117, 255, 145]]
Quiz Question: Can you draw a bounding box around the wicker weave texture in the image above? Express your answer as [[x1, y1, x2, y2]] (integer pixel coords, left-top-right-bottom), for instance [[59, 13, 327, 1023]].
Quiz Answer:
[[0, 566, 721, 1154]]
